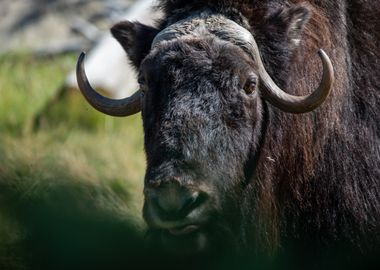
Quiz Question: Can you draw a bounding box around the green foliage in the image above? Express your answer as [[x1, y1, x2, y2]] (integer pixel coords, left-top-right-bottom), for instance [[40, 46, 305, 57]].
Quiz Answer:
[[0, 53, 70, 134], [0, 53, 146, 269]]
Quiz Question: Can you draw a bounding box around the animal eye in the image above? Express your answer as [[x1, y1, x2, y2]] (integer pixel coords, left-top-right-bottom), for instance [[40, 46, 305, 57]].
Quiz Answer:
[[138, 74, 147, 94], [138, 74, 146, 87], [243, 75, 257, 95]]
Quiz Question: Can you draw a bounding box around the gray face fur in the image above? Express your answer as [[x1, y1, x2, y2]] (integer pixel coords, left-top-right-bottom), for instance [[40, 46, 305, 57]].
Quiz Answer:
[[141, 41, 263, 253], [137, 12, 268, 254]]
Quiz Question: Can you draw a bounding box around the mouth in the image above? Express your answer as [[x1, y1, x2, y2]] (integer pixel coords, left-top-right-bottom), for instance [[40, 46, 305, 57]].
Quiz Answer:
[[167, 224, 200, 236], [143, 198, 213, 253]]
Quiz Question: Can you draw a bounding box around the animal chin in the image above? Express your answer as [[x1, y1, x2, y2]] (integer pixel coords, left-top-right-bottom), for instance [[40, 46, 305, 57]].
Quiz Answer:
[[160, 226, 208, 254]]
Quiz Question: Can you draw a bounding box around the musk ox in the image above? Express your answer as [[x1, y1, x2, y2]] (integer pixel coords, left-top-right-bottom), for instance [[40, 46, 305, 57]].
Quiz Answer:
[[76, 0, 380, 261]]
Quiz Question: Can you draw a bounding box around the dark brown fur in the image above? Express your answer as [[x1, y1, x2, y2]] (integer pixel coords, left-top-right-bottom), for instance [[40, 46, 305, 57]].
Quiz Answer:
[[111, 0, 380, 262], [153, 0, 380, 255]]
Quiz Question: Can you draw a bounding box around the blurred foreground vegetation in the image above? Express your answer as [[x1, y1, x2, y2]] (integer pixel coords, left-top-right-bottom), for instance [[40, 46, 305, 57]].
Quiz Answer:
[[0, 53, 148, 269]]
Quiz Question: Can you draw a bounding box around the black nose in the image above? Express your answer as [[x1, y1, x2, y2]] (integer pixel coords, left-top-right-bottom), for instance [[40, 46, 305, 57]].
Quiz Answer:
[[147, 181, 205, 221]]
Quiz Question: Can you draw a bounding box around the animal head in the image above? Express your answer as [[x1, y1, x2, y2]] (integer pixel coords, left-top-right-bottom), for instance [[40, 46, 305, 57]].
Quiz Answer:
[[76, 5, 333, 254]]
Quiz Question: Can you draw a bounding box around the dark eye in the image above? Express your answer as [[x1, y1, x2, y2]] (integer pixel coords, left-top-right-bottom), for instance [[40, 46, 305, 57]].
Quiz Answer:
[[243, 75, 258, 95], [138, 74, 146, 86], [138, 74, 147, 94]]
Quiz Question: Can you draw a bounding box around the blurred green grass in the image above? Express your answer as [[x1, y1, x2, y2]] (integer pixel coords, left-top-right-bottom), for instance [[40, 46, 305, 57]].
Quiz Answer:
[[0, 53, 147, 269]]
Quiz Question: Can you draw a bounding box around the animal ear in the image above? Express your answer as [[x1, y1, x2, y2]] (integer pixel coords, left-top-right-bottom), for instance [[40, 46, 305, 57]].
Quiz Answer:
[[111, 21, 160, 68], [268, 5, 311, 48], [282, 5, 311, 47]]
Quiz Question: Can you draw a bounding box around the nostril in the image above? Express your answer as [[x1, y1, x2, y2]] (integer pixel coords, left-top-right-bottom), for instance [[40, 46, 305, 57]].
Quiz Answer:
[[182, 192, 199, 213], [182, 192, 208, 214]]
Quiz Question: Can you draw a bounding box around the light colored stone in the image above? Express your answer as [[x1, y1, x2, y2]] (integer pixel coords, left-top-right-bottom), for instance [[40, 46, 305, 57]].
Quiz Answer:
[[66, 0, 162, 98], [0, 0, 135, 53]]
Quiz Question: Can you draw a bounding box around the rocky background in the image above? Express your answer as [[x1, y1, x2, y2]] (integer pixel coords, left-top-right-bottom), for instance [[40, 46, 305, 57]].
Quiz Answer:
[[0, 0, 135, 55]]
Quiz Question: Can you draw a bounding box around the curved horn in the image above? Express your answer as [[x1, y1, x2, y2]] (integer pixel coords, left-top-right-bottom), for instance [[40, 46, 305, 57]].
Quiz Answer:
[[258, 49, 334, 114], [212, 18, 334, 114], [76, 52, 142, 117]]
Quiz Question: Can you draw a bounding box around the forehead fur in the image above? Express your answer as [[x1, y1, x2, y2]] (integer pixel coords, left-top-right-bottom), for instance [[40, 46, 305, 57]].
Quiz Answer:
[[143, 37, 255, 79]]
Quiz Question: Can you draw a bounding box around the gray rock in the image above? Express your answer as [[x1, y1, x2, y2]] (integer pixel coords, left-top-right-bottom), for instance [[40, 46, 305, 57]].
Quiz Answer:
[[0, 0, 135, 54]]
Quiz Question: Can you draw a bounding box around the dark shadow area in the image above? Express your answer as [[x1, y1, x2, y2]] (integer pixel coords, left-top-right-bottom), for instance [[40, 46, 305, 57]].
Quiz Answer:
[[0, 170, 144, 270], [1, 175, 378, 270]]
